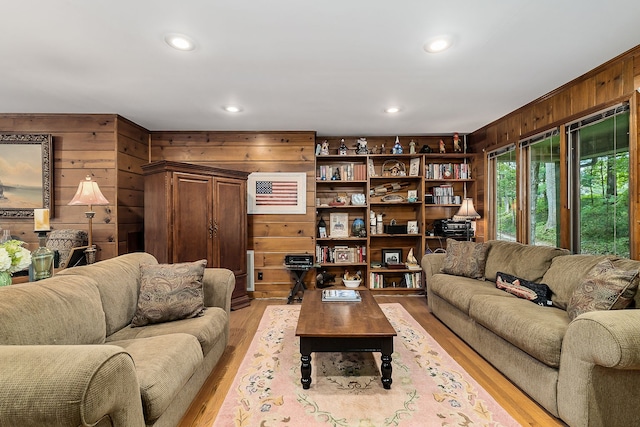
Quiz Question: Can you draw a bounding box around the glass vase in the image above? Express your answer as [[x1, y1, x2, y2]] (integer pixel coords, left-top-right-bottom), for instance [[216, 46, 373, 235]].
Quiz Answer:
[[0, 271, 11, 287], [32, 232, 54, 281]]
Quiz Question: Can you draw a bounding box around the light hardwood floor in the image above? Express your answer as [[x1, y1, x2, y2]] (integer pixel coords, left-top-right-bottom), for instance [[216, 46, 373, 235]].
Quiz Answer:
[[179, 296, 566, 427]]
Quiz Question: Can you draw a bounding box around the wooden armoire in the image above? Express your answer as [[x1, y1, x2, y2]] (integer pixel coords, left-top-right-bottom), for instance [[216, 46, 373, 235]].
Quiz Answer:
[[142, 160, 250, 310]]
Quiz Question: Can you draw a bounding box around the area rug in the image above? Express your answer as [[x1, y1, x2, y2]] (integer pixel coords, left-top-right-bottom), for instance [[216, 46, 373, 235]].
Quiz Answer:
[[213, 304, 520, 427]]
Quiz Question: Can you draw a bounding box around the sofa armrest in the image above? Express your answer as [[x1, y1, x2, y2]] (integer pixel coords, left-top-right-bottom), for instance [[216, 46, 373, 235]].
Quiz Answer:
[[0, 345, 145, 427], [562, 309, 640, 369], [203, 268, 235, 315], [421, 253, 446, 283], [558, 309, 640, 427]]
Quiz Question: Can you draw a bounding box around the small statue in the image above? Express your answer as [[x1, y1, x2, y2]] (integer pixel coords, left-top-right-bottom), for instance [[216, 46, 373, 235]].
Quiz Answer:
[[419, 144, 433, 153], [392, 136, 403, 154], [371, 145, 379, 154], [439, 139, 446, 154], [409, 139, 416, 154], [315, 143, 321, 155], [381, 143, 385, 154], [355, 137, 369, 154], [339, 139, 348, 155], [320, 140, 330, 156], [453, 132, 462, 152]]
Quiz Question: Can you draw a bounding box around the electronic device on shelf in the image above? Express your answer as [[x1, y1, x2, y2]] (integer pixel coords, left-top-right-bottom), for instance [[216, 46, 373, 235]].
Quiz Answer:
[[433, 219, 472, 237], [284, 254, 314, 269]]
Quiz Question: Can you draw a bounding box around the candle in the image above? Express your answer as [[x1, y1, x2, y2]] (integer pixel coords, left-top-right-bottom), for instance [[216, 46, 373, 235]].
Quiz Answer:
[[34, 208, 51, 231]]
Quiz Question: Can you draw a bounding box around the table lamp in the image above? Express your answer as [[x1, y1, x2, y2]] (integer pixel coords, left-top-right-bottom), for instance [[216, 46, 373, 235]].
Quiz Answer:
[[67, 175, 110, 264], [453, 198, 480, 240]]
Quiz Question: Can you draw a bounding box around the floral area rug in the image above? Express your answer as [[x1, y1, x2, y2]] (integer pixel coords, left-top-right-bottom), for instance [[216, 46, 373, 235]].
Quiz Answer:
[[212, 304, 521, 427]]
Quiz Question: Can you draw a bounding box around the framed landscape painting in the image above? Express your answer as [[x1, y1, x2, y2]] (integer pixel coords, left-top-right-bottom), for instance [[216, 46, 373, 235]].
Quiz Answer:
[[0, 134, 53, 218]]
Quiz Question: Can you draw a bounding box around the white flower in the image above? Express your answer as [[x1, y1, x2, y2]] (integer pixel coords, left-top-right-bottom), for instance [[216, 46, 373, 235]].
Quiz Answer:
[[14, 247, 32, 272], [0, 248, 11, 272]]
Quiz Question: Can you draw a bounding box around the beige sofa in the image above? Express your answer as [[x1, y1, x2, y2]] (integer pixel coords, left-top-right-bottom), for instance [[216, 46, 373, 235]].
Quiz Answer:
[[422, 240, 640, 427], [0, 252, 234, 427]]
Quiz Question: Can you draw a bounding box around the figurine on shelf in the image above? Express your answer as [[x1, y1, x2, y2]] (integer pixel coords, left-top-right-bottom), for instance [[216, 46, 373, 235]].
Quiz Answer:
[[392, 136, 403, 154], [315, 143, 321, 155], [320, 140, 330, 156], [453, 132, 462, 152], [381, 143, 386, 154], [355, 137, 369, 154], [409, 139, 416, 154], [370, 145, 379, 154], [339, 139, 348, 155], [331, 168, 341, 180], [419, 144, 433, 153], [439, 139, 446, 154]]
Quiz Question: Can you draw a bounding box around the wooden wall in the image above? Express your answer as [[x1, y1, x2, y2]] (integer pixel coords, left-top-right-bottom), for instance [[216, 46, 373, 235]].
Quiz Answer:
[[469, 45, 640, 257], [0, 114, 149, 260], [150, 131, 316, 298]]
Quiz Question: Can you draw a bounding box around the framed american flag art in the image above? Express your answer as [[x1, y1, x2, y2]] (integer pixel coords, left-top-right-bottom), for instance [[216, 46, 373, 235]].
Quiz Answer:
[[247, 172, 307, 214]]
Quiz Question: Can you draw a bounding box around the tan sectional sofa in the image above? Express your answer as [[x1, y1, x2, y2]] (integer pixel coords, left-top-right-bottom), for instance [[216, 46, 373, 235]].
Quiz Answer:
[[422, 240, 640, 427], [0, 252, 234, 427]]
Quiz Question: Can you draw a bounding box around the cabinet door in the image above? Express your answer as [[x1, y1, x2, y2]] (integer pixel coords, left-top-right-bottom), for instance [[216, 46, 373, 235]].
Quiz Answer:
[[213, 177, 247, 275], [172, 172, 214, 265]]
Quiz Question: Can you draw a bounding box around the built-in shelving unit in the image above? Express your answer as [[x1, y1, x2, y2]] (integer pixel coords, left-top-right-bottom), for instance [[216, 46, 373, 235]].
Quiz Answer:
[[315, 136, 476, 294]]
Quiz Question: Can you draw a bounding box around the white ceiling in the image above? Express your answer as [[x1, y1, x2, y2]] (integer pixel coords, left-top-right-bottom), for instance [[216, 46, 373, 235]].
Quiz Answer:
[[2, 1, 640, 137]]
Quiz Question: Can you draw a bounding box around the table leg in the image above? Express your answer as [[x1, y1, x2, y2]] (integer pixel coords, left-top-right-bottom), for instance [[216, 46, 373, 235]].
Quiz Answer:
[[381, 353, 392, 389], [300, 353, 312, 389]]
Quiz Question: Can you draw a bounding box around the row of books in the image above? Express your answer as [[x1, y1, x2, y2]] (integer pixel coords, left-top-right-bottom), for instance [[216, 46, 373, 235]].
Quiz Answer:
[[316, 245, 367, 264], [369, 272, 422, 289], [427, 184, 457, 205], [425, 163, 471, 180], [317, 163, 367, 181]]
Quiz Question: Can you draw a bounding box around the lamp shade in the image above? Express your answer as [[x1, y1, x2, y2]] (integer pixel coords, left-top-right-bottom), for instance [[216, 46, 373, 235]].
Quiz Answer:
[[67, 175, 110, 206], [455, 198, 480, 219]]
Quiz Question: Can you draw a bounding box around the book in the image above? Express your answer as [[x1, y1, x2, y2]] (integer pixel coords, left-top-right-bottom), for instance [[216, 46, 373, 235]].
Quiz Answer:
[[321, 289, 362, 302]]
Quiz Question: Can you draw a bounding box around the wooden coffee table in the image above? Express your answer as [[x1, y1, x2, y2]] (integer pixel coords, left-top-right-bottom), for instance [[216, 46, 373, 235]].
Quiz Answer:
[[295, 289, 397, 389]]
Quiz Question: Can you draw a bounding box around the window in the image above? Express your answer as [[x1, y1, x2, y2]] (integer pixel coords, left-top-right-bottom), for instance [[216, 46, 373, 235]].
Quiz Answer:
[[521, 130, 561, 247], [567, 105, 630, 257], [488, 144, 516, 241]]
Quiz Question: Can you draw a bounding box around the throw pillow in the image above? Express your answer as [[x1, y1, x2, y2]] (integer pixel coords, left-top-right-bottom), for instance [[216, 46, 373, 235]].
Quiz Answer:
[[496, 271, 553, 306], [567, 259, 640, 321], [131, 259, 207, 327], [440, 239, 489, 280]]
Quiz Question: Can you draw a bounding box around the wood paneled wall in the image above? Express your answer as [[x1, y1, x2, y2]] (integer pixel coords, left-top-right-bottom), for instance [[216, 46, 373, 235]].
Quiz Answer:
[[150, 131, 316, 298], [469, 45, 640, 257], [0, 114, 149, 260]]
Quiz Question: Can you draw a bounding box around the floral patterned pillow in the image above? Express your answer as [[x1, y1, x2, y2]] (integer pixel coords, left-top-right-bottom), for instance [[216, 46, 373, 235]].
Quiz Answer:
[[567, 259, 639, 321], [131, 259, 207, 327], [440, 239, 489, 280]]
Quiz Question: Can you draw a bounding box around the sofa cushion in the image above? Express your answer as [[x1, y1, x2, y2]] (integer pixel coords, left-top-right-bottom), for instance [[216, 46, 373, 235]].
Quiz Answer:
[[57, 252, 159, 336], [469, 295, 569, 368], [109, 333, 203, 423], [567, 259, 639, 321], [540, 254, 613, 310], [0, 276, 106, 345], [429, 273, 514, 314], [131, 260, 207, 327], [496, 272, 553, 306], [107, 307, 228, 357], [484, 240, 570, 282], [440, 239, 489, 280]]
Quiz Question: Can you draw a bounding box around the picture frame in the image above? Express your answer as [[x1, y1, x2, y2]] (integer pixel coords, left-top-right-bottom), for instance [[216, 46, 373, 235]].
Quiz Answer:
[[247, 172, 306, 214], [407, 220, 419, 234], [334, 248, 352, 263], [0, 133, 53, 218], [407, 189, 418, 202], [329, 212, 349, 238], [381, 248, 403, 266], [409, 157, 420, 176]]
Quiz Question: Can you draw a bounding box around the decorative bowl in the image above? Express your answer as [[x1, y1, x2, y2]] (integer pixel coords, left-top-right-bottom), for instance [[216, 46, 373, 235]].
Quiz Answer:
[[342, 279, 361, 288]]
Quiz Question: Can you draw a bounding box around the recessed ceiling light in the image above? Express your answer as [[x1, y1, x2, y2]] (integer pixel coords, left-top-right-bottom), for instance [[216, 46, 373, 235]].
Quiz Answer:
[[385, 107, 401, 114], [223, 105, 242, 113], [423, 36, 453, 53], [164, 33, 196, 51]]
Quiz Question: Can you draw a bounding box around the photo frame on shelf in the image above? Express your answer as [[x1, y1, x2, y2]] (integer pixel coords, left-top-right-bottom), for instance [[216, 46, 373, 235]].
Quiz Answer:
[[0, 133, 53, 218], [409, 157, 420, 176], [329, 212, 349, 237], [248, 172, 306, 214], [407, 220, 419, 234], [381, 248, 403, 266], [334, 248, 352, 263], [407, 189, 417, 202]]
